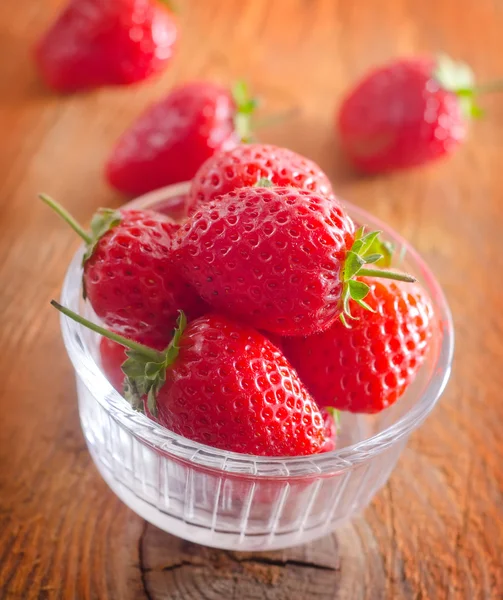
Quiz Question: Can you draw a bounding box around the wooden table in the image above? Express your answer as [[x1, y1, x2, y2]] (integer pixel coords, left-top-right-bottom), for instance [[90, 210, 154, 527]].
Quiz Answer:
[[1, 0, 502, 598]]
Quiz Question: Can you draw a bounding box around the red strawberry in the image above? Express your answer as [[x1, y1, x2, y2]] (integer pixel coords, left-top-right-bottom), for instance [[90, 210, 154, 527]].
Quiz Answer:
[[283, 278, 434, 413], [100, 337, 127, 392], [320, 408, 337, 452], [174, 186, 414, 336], [337, 55, 486, 172], [41, 194, 205, 341], [35, 0, 177, 92], [188, 143, 334, 213], [154, 193, 190, 222], [106, 81, 258, 196], [55, 304, 329, 457]]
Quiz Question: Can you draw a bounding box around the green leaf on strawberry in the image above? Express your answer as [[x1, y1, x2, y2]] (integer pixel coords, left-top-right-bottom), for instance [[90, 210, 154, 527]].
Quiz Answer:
[[85, 208, 122, 263], [324, 406, 342, 433], [122, 311, 187, 417], [255, 177, 274, 187], [232, 80, 259, 142], [340, 226, 413, 327], [51, 300, 187, 419], [361, 234, 394, 268], [433, 53, 483, 119]]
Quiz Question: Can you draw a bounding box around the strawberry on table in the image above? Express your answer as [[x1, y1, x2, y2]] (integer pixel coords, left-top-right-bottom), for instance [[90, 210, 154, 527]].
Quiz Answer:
[[41, 194, 205, 341], [106, 81, 258, 197], [337, 55, 491, 173], [35, 0, 177, 93], [174, 186, 415, 336], [55, 304, 330, 457], [188, 143, 334, 213], [283, 278, 435, 413]]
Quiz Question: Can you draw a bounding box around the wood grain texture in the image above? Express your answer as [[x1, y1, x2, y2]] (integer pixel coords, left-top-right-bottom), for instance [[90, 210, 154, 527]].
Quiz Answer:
[[0, 0, 502, 598]]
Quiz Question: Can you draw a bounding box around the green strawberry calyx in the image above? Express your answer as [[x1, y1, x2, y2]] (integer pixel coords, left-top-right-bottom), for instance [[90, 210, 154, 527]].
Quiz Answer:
[[232, 81, 300, 140], [51, 301, 187, 418], [325, 406, 342, 434], [232, 80, 259, 143], [123, 312, 186, 417], [255, 177, 274, 187], [433, 54, 503, 119], [433, 54, 482, 119], [364, 234, 394, 269], [340, 227, 415, 328], [39, 194, 121, 265]]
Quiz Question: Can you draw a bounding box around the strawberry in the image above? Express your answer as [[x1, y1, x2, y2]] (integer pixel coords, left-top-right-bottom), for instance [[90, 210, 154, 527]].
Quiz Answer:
[[35, 0, 177, 92], [283, 278, 434, 413], [100, 337, 127, 392], [154, 193, 190, 222], [337, 55, 488, 173], [55, 304, 329, 457], [174, 186, 414, 336], [320, 408, 338, 452], [41, 194, 205, 341], [188, 143, 334, 213], [106, 81, 258, 197]]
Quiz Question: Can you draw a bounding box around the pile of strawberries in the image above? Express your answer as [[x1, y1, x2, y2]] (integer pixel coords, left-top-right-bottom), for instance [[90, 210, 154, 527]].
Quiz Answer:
[[35, 0, 459, 458], [47, 143, 435, 458]]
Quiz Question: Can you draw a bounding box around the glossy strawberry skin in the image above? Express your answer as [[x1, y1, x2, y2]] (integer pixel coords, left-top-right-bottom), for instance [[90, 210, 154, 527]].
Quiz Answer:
[[100, 337, 127, 392], [320, 409, 337, 452], [337, 58, 466, 173], [106, 82, 239, 197], [154, 193, 190, 222], [283, 278, 434, 413], [155, 314, 328, 456], [85, 209, 205, 341], [188, 143, 334, 213], [174, 187, 355, 336], [35, 0, 177, 92]]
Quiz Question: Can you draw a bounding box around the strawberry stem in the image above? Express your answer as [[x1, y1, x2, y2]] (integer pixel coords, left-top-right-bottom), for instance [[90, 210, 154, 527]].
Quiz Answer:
[[41, 193, 121, 269], [51, 300, 164, 363], [357, 268, 415, 283], [232, 80, 258, 143], [40, 194, 92, 245], [52, 300, 188, 418], [472, 80, 503, 95], [252, 107, 300, 131], [339, 227, 416, 326]]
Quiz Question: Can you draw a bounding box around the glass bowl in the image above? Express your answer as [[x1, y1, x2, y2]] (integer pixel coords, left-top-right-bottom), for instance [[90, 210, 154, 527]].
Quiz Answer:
[[59, 182, 454, 551]]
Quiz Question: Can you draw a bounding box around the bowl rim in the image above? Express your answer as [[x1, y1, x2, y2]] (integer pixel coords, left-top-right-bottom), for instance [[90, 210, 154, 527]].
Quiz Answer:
[[60, 182, 454, 478]]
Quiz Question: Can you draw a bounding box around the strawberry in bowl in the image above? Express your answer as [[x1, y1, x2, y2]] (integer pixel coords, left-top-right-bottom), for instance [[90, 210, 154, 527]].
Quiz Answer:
[[49, 144, 452, 551], [174, 185, 415, 335], [188, 143, 335, 213], [40, 194, 205, 342]]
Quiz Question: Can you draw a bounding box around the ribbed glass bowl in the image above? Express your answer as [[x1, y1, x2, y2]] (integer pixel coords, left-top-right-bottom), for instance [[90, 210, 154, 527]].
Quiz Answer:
[[60, 182, 453, 551]]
